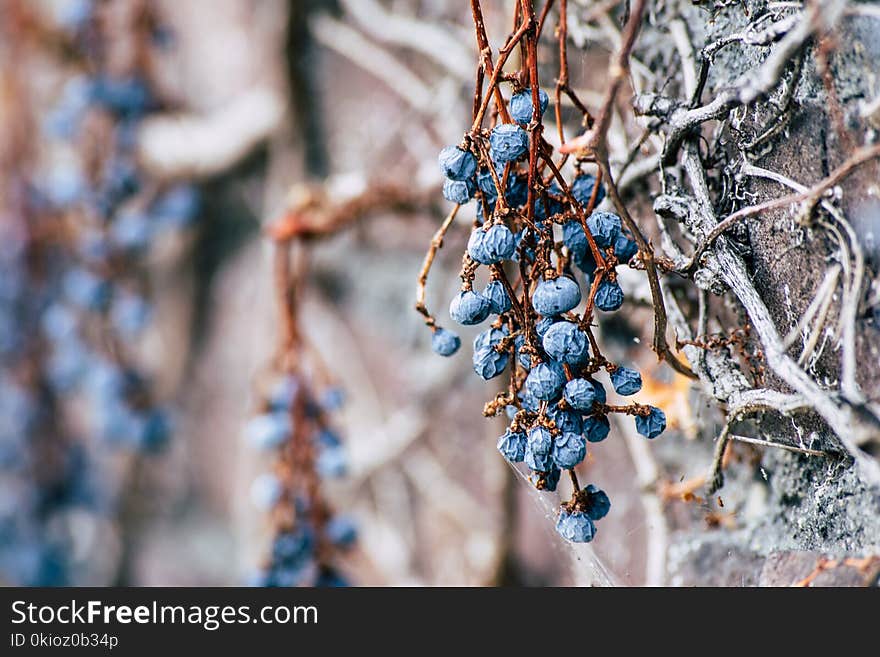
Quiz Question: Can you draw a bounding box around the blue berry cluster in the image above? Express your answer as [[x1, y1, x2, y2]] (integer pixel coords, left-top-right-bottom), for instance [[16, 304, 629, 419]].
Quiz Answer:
[[247, 375, 356, 587], [0, 2, 200, 584], [425, 86, 666, 544]]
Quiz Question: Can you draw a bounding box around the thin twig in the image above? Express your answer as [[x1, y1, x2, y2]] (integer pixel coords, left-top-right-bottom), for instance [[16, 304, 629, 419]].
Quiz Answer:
[[415, 205, 461, 328]]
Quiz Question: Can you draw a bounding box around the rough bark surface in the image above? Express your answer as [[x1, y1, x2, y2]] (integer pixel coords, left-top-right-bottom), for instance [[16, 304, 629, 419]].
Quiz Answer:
[[610, 0, 880, 585]]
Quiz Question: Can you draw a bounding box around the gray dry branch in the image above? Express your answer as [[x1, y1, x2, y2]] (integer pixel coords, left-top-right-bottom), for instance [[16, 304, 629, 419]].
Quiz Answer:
[[574, 0, 880, 568]]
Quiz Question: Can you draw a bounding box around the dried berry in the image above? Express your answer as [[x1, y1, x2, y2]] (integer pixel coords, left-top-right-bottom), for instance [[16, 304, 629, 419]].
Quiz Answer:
[[497, 428, 527, 462], [555, 509, 596, 543], [542, 320, 589, 365], [473, 325, 508, 351], [635, 406, 666, 439], [245, 412, 292, 450], [614, 232, 638, 262], [467, 224, 517, 264], [570, 173, 605, 207], [524, 361, 566, 400], [525, 426, 553, 471], [489, 123, 529, 164], [610, 366, 642, 396], [431, 327, 461, 357], [583, 485, 611, 521], [583, 415, 611, 443], [472, 345, 509, 380], [563, 377, 597, 413], [594, 279, 624, 311], [532, 276, 582, 316], [552, 431, 586, 469], [442, 177, 476, 204], [586, 211, 622, 248], [438, 145, 477, 181], [535, 316, 557, 338], [449, 290, 491, 325], [482, 280, 511, 314], [549, 406, 583, 435], [509, 88, 549, 125]]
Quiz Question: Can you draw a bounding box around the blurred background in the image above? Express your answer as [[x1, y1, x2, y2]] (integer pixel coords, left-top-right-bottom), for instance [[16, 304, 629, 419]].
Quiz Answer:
[[5, 0, 872, 587]]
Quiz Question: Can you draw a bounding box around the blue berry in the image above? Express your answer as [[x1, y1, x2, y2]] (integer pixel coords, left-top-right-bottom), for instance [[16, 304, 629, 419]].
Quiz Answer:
[[549, 406, 583, 434], [442, 177, 476, 204], [489, 123, 529, 164], [449, 290, 491, 325], [505, 174, 529, 207], [438, 145, 477, 181], [110, 209, 153, 252], [431, 328, 461, 357], [535, 316, 556, 338], [583, 415, 611, 443], [473, 345, 509, 380], [583, 484, 611, 521], [320, 387, 345, 411], [268, 375, 299, 411], [62, 268, 110, 311], [552, 432, 586, 469], [509, 88, 549, 125], [635, 406, 666, 439], [325, 516, 357, 547], [614, 232, 638, 262], [53, 0, 93, 31], [91, 75, 152, 116], [45, 75, 92, 136], [316, 569, 350, 587], [525, 426, 553, 471], [317, 429, 342, 448], [525, 361, 566, 401], [467, 224, 516, 264], [139, 409, 172, 452], [39, 163, 86, 207], [245, 412, 292, 450], [610, 366, 642, 396], [273, 528, 314, 563], [497, 428, 527, 462], [482, 280, 511, 314], [591, 379, 607, 404], [473, 325, 508, 351], [41, 304, 77, 341], [476, 169, 498, 197], [570, 173, 606, 207], [110, 292, 151, 337], [250, 473, 283, 510], [555, 509, 595, 543], [476, 194, 496, 223], [542, 321, 589, 365], [537, 465, 561, 492], [317, 445, 348, 477], [512, 229, 535, 263], [533, 183, 564, 221], [514, 334, 532, 370], [518, 386, 541, 412], [586, 211, 622, 248], [563, 378, 597, 413], [152, 184, 200, 227], [562, 220, 596, 273], [594, 279, 624, 311], [532, 277, 582, 316]]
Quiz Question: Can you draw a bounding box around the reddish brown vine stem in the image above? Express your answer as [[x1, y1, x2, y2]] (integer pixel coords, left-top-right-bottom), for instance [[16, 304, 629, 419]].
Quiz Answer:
[[553, 0, 593, 170], [558, 0, 696, 379], [470, 0, 514, 128], [415, 204, 460, 329]]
